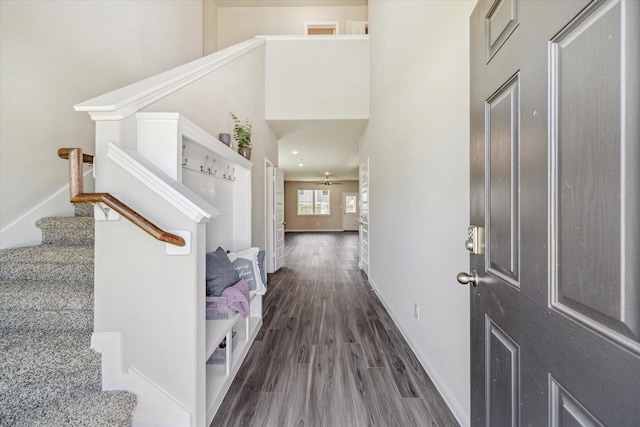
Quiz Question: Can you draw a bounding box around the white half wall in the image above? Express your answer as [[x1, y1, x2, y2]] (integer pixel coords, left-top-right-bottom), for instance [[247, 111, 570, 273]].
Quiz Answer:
[[0, 0, 203, 248], [361, 1, 476, 425]]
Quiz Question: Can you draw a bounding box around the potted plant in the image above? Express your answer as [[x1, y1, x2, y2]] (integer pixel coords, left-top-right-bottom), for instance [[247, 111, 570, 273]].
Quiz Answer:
[[231, 113, 252, 159]]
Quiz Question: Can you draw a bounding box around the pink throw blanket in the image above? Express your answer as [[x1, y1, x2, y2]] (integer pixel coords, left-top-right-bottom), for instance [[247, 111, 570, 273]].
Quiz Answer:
[[222, 279, 250, 319]]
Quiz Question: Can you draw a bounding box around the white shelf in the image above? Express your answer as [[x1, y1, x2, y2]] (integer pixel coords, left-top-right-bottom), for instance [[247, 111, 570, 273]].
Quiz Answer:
[[205, 293, 259, 358], [206, 315, 262, 425], [205, 314, 241, 358]]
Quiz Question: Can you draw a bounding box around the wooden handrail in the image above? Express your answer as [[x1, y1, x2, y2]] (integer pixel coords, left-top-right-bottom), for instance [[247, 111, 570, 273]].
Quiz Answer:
[[58, 148, 95, 164], [58, 148, 186, 247]]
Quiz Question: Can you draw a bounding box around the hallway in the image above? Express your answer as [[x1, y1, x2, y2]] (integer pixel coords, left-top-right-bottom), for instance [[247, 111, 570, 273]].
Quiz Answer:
[[212, 232, 459, 426]]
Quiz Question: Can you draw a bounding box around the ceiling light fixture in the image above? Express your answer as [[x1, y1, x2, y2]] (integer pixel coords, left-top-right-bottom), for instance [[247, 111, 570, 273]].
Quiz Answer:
[[298, 163, 304, 167], [292, 151, 298, 155]]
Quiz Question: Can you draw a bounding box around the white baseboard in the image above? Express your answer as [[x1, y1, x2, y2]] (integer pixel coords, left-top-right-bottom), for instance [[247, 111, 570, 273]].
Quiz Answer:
[[129, 368, 192, 427], [285, 229, 344, 232], [0, 170, 94, 249], [368, 278, 470, 427], [91, 332, 129, 390]]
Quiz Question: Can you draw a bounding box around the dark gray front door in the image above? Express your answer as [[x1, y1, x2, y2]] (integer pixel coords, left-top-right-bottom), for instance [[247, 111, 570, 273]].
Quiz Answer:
[[468, 0, 640, 425]]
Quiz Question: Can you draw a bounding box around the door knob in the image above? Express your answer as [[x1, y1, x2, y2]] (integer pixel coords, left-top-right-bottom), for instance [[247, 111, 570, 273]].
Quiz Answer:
[[457, 270, 479, 287]]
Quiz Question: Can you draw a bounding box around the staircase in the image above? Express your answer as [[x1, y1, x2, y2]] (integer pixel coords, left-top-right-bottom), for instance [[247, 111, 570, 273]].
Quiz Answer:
[[0, 204, 137, 426]]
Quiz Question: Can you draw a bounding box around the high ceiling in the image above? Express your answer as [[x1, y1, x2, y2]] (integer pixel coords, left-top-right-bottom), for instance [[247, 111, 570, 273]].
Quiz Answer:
[[215, 0, 369, 182], [268, 119, 367, 182]]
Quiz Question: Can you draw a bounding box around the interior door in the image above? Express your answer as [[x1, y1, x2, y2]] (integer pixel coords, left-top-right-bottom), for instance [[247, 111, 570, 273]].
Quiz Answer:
[[466, 0, 640, 425], [275, 168, 285, 271], [359, 158, 369, 275], [342, 192, 359, 231]]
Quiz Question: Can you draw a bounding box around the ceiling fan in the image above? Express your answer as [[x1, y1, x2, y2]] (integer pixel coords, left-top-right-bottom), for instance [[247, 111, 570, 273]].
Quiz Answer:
[[316, 176, 342, 186]]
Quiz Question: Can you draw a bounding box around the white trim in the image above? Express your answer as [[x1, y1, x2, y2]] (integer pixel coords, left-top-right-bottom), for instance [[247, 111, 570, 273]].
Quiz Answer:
[[304, 21, 340, 35], [107, 142, 219, 223], [264, 158, 276, 273], [91, 332, 129, 390], [285, 229, 344, 232], [129, 368, 192, 427], [258, 35, 368, 42], [368, 278, 470, 427], [0, 168, 93, 249], [75, 38, 265, 121]]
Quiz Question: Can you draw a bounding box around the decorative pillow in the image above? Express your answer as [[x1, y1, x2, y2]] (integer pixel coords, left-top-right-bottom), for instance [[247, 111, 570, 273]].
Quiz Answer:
[[205, 247, 240, 297], [227, 247, 266, 295], [257, 250, 267, 286]]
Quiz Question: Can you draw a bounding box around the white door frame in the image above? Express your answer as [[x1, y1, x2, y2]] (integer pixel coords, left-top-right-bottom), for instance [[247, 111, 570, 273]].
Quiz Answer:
[[274, 168, 285, 271], [264, 158, 276, 273], [359, 158, 369, 275]]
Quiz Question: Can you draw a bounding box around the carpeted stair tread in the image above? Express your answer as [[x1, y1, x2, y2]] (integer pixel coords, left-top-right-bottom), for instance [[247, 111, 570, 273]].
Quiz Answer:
[[0, 308, 93, 331], [0, 245, 93, 283], [0, 280, 93, 331], [1, 390, 137, 427], [36, 217, 95, 246], [0, 245, 93, 265], [0, 331, 104, 421], [6, 390, 137, 427], [0, 280, 92, 311], [74, 202, 95, 218], [0, 330, 99, 381]]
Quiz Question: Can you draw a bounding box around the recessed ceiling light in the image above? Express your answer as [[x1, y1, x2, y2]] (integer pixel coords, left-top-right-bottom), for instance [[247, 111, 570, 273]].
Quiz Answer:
[[325, 172, 330, 175], [298, 163, 304, 167], [292, 151, 299, 155]]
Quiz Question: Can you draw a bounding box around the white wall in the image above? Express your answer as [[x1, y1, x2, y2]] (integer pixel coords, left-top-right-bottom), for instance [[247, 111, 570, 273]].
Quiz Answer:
[[265, 37, 369, 120], [217, 5, 368, 49], [142, 45, 278, 252], [204, 0, 219, 55], [361, 1, 476, 425], [0, 0, 203, 248]]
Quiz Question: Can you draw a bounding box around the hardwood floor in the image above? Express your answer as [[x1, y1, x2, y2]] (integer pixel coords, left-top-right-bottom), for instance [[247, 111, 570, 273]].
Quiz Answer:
[[212, 232, 459, 427]]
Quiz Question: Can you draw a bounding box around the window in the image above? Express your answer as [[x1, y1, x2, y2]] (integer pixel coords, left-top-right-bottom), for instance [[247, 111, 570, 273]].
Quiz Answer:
[[298, 189, 330, 215], [345, 195, 357, 213]]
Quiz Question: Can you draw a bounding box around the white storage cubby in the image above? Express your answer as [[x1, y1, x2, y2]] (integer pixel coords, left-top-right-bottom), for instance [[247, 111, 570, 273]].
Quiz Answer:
[[205, 293, 262, 422], [136, 112, 262, 425]]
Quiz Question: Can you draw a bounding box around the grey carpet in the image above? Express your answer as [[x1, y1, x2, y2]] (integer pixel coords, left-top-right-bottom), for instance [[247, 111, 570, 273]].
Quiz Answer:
[[0, 204, 136, 426]]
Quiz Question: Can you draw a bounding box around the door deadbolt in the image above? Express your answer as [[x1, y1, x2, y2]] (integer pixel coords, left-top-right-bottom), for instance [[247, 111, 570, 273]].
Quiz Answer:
[[465, 226, 484, 254]]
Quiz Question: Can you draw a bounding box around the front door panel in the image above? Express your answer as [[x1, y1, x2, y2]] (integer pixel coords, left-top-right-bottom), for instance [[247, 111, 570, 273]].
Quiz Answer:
[[469, 0, 640, 425], [486, 72, 520, 287]]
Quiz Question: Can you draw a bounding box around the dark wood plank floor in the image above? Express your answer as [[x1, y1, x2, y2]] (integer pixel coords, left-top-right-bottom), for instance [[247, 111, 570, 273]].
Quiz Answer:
[[212, 232, 459, 427]]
